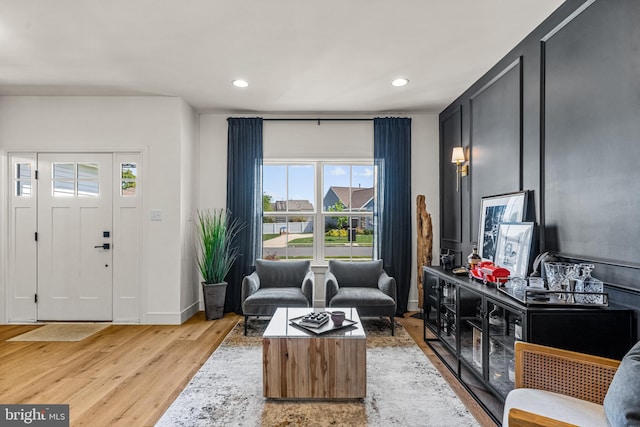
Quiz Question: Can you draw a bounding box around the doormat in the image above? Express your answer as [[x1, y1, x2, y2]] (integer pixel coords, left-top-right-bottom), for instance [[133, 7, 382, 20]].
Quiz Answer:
[[7, 323, 110, 342]]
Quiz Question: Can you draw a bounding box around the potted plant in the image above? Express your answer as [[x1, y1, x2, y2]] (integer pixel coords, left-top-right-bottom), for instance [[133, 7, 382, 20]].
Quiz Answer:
[[196, 208, 244, 320]]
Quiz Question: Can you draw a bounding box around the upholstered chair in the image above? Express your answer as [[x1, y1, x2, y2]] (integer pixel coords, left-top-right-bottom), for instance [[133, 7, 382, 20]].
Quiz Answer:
[[241, 259, 314, 335], [504, 340, 640, 427], [324, 259, 396, 335]]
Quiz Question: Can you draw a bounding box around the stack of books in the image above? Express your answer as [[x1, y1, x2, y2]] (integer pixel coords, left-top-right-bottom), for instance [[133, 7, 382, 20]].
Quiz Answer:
[[299, 312, 329, 328]]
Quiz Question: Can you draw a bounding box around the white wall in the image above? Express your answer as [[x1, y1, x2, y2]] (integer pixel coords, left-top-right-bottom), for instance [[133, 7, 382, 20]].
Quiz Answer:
[[0, 96, 189, 324], [198, 113, 440, 312], [411, 114, 440, 311], [0, 99, 439, 325], [178, 100, 199, 322]]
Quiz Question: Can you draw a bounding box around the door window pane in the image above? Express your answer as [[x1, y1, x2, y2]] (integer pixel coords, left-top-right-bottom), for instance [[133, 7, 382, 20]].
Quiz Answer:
[[77, 163, 99, 196], [16, 163, 31, 179], [77, 163, 98, 180], [77, 180, 99, 196], [53, 180, 75, 196], [121, 162, 137, 196], [15, 163, 32, 197], [52, 162, 100, 197], [16, 181, 32, 197], [53, 163, 74, 180]]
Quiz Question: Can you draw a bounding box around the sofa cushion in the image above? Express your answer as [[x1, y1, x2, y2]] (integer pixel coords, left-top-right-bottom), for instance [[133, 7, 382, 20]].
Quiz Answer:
[[255, 259, 310, 288], [604, 340, 640, 426], [328, 260, 382, 287], [243, 288, 309, 316], [329, 287, 394, 307], [503, 388, 607, 427]]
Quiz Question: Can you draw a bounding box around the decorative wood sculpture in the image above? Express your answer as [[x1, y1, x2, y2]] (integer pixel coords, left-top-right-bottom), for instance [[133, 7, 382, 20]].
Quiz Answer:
[[416, 195, 433, 309]]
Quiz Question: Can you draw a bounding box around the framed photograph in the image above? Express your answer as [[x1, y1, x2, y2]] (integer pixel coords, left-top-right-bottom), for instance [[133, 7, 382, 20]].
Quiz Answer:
[[478, 191, 528, 261], [494, 222, 534, 278]]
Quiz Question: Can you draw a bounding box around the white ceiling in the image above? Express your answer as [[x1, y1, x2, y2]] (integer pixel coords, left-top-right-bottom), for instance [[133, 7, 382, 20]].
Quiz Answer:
[[0, 0, 565, 114]]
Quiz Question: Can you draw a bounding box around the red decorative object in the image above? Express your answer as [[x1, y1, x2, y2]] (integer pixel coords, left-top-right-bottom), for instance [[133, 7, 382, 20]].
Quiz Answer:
[[469, 261, 510, 285]]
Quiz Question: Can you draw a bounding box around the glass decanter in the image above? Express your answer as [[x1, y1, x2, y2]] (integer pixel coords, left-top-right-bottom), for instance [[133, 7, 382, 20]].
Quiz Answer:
[[574, 263, 604, 304]]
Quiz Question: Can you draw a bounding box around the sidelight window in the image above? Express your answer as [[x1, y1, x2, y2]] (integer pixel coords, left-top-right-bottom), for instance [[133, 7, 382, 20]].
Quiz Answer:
[[120, 163, 137, 196], [15, 163, 32, 197]]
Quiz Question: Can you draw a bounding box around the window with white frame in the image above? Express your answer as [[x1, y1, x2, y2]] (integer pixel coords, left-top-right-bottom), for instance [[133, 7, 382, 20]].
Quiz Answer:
[[262, 161, 374, 263]]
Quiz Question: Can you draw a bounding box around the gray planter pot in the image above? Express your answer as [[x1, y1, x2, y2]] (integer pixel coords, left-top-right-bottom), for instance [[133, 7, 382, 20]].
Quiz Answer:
[[202, 281, 227, 320]]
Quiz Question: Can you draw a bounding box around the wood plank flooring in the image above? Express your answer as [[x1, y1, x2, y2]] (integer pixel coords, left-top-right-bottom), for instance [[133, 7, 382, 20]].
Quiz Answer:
[[0, 313, 238, 426], [398, 314, 497, 427], [0, 312, 496, 427]]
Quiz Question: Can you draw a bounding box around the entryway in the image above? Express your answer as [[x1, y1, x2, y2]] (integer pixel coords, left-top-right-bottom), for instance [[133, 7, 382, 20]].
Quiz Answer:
[[7, 152, 141, 322]]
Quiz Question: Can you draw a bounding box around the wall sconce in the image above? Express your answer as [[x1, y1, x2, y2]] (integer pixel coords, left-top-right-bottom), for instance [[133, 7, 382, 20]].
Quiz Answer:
[[451, 146, 468, 192]]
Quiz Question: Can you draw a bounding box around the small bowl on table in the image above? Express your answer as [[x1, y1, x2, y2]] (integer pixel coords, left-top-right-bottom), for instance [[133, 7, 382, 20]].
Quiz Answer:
[[330, 311, 345, 326]]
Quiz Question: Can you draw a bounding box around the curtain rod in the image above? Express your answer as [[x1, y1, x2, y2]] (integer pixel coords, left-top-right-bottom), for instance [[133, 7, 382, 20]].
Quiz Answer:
[[263, 118, 374, 123]]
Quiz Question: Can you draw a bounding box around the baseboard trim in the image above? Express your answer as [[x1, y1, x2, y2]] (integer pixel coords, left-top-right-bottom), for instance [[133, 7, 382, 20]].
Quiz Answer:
[[181, 301, 200, 324], [145, 312, 184, 325]]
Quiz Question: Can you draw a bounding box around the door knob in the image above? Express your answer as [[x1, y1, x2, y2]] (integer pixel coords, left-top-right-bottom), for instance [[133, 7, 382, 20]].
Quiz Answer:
[[94, 243, 111, 250]]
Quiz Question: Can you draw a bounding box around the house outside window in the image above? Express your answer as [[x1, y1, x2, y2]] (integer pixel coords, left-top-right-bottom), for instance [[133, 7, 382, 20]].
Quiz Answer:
[[262, 162, 374, 263]]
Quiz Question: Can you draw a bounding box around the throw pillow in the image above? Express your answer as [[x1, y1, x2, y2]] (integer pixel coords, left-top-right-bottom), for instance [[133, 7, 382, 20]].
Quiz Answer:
[[604, 340, 640, 426]]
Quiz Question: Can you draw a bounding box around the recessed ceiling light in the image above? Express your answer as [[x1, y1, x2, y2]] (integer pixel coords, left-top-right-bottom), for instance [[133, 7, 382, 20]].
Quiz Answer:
[[232, 79, 249, 88], [392, 78, 409, 87]]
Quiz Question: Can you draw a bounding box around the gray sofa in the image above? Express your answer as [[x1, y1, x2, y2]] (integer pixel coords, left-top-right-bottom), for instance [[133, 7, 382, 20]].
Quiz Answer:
[[324, 259, 396, 335], [241, 259, 314, 335]]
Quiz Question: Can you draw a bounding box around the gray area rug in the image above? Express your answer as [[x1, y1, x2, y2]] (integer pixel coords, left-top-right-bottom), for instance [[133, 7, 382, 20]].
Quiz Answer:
[[156, 319, 479, 427]]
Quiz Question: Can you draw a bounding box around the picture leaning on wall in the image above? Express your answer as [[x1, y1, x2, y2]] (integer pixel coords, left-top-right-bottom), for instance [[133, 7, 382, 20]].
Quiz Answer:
[[477, 191, 528, 262]]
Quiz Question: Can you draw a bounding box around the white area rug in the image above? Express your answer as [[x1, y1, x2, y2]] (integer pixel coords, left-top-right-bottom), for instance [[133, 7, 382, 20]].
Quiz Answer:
[[156, 320, 479, 427], [7, 323, 110, 342]]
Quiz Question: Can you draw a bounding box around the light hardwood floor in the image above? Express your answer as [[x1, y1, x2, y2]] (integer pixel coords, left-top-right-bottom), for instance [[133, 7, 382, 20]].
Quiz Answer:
[[0, 312, 496, 427]]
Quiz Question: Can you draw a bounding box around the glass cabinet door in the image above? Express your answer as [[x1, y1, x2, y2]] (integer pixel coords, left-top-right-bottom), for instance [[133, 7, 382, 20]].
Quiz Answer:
[[487, 300, 523, 398], [440, 280, 458, 353], [423, 270, 440, 335], [458, 286, 483, 376]]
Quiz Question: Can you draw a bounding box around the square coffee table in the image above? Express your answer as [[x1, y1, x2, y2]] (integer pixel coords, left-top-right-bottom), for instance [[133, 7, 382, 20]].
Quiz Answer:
[[262, 307, 366, 399]]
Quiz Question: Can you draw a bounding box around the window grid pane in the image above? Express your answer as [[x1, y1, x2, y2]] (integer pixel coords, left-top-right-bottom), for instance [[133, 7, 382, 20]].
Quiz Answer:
[[262, 215, 314, 261], [264, 161, 373, 263], [51, 162, 100, 197]]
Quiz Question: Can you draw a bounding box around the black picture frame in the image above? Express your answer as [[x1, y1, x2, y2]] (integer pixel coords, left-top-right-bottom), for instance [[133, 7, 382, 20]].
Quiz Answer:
[[477, 191, 528, 261]]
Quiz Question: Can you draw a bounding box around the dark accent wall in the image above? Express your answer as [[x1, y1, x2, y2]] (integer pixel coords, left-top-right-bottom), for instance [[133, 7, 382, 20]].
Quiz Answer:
[[439, 0, 640, 327]]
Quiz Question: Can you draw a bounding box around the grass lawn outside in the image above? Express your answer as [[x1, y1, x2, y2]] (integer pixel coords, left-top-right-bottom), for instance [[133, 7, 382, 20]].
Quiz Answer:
[[289, 235, 373, 247], [262, 234, 280, 241]]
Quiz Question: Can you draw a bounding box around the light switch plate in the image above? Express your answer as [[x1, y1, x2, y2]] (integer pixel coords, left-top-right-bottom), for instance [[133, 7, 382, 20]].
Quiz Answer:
[[151, 209, 162, 221]]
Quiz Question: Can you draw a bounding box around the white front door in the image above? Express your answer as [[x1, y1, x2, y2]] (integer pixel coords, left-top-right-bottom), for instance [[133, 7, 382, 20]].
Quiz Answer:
[[37, 153, 113, 321]]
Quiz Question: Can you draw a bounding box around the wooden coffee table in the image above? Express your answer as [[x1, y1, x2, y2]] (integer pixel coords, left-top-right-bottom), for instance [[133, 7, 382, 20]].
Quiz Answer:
[[262, 307, 366, 399]]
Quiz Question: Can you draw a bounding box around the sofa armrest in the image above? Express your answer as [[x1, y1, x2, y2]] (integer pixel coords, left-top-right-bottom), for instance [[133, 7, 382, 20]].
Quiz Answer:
[[301, 270, 314, 306], [324, 271, 339, 306], [241, 272, 260, 303], [508, 408, 578, 427], [378, 271, 397, 302], [515, 341, 620, 405]]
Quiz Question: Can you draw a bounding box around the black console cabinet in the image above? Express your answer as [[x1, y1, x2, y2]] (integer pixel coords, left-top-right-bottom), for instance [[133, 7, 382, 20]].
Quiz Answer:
[[422, 266, 635, 424]]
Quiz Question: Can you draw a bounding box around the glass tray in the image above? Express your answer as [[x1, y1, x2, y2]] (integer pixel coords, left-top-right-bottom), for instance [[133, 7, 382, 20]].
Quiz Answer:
[[498, 286, 608, 307]]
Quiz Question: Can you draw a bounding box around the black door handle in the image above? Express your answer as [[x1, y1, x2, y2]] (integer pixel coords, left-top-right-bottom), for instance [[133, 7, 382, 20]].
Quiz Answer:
[[94, 243, 110, 250]]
